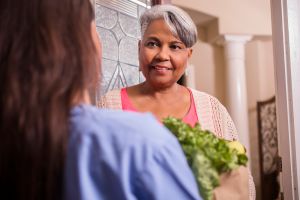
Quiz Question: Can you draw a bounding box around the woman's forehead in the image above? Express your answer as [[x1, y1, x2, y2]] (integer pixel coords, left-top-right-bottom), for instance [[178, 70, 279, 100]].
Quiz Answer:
[[143, 19, 180, 40], [145, 19, 168, 30]]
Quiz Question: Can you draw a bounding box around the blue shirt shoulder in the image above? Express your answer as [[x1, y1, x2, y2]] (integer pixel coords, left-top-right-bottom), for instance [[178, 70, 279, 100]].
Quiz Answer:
[[65, 104, 202, 200]]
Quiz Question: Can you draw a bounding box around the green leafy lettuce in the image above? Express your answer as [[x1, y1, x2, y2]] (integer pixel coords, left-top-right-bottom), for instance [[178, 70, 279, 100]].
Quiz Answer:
[[163, 117, 248, 200]]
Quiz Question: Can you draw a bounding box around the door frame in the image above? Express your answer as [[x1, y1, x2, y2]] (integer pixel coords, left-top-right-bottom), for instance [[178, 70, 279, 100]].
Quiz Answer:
[[270, 0, 300, 199]]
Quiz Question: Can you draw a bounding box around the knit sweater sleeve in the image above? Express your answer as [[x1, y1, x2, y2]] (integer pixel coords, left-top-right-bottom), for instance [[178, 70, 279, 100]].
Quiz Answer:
[[96, 89, 122, 110], [191, 88, 256, 200], [191, 89, 238, 140]]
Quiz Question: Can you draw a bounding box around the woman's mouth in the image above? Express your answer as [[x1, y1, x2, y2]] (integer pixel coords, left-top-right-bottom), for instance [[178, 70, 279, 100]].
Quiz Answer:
[[151, 65, 173, 71]]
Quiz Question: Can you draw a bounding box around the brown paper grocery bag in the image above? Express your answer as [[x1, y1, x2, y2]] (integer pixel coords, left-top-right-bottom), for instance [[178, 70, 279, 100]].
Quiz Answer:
[[213, 166, 249, 200]]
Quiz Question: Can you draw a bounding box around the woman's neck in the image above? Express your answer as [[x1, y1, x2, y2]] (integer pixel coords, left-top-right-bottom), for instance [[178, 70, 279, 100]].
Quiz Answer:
[[72, 90, 91, 106], [126, 82, 191, 120], [137, 82, 184, 99]]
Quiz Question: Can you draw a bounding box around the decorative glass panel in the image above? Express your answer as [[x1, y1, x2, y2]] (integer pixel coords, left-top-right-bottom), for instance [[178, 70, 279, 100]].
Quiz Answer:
[[119, 37, 139, 66], [94, 0, 151, 102]]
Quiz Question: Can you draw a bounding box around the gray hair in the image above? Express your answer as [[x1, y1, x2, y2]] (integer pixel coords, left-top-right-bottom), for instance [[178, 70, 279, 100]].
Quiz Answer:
[[140, 5, 198, 47]]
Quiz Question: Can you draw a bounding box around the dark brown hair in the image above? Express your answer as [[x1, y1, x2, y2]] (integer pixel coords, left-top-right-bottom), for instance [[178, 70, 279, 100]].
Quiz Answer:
[[0, 0, 98, 199]]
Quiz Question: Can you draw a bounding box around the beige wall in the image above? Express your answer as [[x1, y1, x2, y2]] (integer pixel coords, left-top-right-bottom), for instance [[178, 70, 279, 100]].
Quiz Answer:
[[173, 0, 272, 36], [189, 40, 226, 104], [246, 40, 275, 199]]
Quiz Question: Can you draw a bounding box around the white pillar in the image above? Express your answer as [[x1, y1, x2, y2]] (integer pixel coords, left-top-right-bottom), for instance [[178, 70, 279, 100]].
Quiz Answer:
[[223, 35, 252, 157]]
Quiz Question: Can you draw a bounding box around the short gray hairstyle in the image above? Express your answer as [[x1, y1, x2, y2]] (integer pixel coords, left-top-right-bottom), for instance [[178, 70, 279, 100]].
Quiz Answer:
[[140, 5, 198, 47]]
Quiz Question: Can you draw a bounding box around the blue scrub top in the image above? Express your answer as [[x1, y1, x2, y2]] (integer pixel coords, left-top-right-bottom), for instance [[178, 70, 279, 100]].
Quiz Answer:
[[65, 104, 202, 200]]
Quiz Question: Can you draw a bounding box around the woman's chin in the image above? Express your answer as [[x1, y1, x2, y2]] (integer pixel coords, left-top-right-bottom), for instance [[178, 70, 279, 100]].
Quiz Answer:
[[147, 78, 175, 88]]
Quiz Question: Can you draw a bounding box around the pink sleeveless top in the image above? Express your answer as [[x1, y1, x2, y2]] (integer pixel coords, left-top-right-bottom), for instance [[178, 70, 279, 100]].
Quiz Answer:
[[120, 88, 199, 127]]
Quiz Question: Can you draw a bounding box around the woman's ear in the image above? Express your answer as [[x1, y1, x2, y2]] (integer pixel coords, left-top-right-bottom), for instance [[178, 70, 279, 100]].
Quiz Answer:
[[187, 48, 193, 58], [138, 40, 141, 52], [138, 40, 142, 71]]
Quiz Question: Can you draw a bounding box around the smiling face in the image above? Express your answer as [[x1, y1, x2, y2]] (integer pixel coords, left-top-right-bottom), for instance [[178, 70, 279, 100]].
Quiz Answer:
[[139, 19, 192, 89]]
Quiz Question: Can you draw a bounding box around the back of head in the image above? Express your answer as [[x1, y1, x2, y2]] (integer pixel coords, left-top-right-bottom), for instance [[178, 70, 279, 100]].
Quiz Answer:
[[140, 4, 198, 48], [0, 0, 98, 199]]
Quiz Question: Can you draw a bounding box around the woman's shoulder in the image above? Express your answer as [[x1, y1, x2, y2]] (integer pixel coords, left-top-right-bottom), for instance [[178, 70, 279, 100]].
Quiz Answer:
[[188, 88, 227, 111], [104, 89, 122, 98], [188, 88, 238, 141], [97, 89, 122, 109], [189, 88, 222, 104]]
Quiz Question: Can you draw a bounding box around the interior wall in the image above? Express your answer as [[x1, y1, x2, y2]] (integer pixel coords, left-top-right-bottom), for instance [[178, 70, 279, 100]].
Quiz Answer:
[[189, 40, 226, 104], [173, 0, 272, 36], [245, 39, 275, 200]]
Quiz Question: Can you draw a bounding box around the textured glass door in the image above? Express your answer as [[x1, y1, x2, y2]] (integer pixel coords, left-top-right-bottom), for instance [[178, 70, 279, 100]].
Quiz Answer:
[[94, 0, 151, 102]]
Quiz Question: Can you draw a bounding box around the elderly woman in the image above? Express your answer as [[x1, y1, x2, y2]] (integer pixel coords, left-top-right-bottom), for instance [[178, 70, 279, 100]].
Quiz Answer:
[[98, 5, 237, 140], [98, 4, 256, 199]]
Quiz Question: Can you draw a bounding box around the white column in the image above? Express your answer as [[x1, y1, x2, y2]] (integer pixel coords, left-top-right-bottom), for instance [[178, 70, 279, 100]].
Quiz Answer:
[[223, 35, 252, 157]]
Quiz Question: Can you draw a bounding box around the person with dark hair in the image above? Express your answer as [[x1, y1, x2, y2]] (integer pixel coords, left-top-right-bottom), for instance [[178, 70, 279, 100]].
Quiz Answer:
[[0, 0, 202, 199]]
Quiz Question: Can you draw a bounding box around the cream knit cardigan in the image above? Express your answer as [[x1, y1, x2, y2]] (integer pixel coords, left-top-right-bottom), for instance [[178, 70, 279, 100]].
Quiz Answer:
[[97, 88, 256, 199]]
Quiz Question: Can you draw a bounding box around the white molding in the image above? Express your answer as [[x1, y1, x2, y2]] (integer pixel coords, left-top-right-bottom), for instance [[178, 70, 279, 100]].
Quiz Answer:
[[214, 34, 252, 46], [224, 35, 253, 43]]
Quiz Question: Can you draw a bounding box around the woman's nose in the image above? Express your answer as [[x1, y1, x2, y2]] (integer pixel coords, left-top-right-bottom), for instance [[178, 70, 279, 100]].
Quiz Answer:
[[155, 46, 170, 61]]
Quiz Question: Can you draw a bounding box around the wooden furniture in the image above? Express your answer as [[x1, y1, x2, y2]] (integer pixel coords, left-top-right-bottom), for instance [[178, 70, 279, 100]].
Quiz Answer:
[[257, 96, 280, 200]]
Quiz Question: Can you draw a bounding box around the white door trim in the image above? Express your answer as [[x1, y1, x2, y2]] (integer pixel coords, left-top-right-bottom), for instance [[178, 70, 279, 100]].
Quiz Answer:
[[270, 0, 300, 199]]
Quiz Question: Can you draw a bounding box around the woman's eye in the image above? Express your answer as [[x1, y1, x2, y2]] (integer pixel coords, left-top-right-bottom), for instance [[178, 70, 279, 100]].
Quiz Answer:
[[146, 41, 158, 47], [170, 44, 182, 50]]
